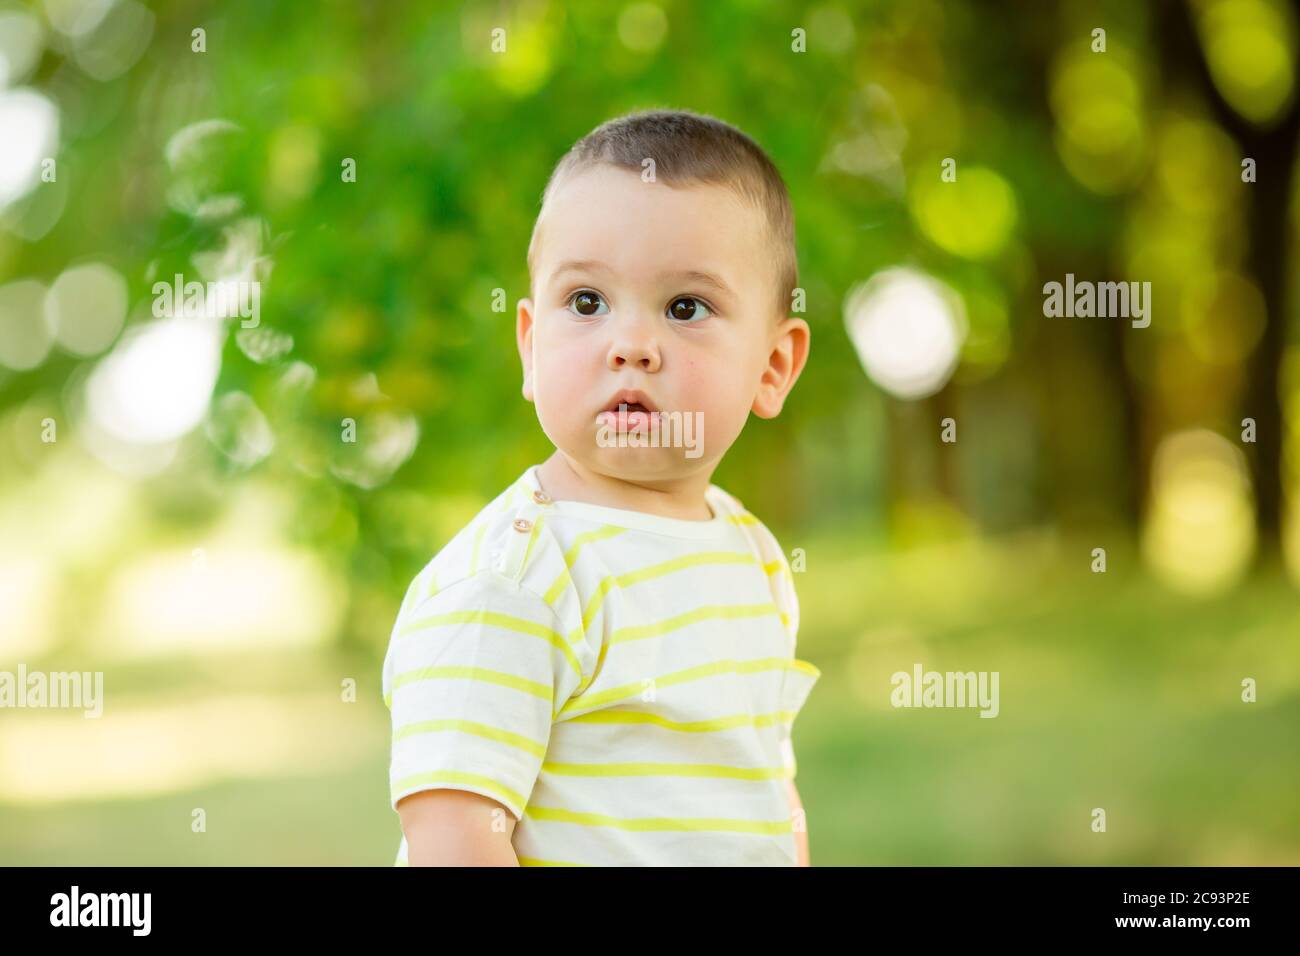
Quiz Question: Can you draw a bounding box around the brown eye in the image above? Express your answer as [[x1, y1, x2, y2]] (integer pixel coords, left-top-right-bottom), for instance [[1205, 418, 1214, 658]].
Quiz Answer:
[[668, 296, 712, 322], [570, 291, 608, 316]]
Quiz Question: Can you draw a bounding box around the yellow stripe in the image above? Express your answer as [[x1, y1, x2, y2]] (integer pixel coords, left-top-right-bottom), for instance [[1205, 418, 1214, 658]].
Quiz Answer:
[[608, 602, 779, 646], [391, 665, 552, 702], [559, 656, 802, 717], [541, 761, 790, 781], [391, 771, 525, 814], [609, 549, 757, 590], [728, 513, 759, 526], [789, 658, 820, 678], [564, 525, 626, 566], [400, 852, 584, 867], [518, 856, 591, 867], [542, 525, 627, 604], [397, 609, 581, 679], [580, 551, 758, 633], [568, 708, 799, 733], [393, 718, 547, 757], [542, 568, 572, 606], [567, 601, 781, 700], [578, 576, 619, 633], [525, 804, 792, 835]]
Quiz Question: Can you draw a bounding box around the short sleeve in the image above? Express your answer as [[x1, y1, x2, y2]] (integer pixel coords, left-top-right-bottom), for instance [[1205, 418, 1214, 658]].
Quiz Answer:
[[381, 571, 587, 820]]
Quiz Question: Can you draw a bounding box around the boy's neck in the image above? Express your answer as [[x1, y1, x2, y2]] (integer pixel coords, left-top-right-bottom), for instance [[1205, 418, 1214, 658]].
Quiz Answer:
[[536, 451, 717, 521]]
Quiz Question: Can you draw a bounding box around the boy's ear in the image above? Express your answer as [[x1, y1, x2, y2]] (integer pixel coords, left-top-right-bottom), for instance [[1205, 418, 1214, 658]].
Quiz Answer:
[[752, 316, 810, 419], [516, 296, 536, 403]]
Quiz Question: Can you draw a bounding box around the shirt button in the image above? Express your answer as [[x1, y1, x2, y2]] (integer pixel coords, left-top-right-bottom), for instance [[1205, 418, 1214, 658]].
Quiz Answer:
[[513, 518, 532, 533], [531, 490, 551, 504]]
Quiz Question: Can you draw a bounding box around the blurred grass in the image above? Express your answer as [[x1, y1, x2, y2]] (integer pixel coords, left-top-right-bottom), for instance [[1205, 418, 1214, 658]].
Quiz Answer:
[[1, 531, 1296, 866]]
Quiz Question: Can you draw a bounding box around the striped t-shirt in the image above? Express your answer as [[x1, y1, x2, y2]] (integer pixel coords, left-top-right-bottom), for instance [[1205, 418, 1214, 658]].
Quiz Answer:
[[381, 464, 820, 866]]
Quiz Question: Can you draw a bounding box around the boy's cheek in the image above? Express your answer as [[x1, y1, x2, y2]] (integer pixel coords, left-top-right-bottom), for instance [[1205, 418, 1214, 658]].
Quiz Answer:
[[533, 363, 597, 439], [703, 402, 752, 460], [676, 373, 752, 457], [536, 347, 593, 400]]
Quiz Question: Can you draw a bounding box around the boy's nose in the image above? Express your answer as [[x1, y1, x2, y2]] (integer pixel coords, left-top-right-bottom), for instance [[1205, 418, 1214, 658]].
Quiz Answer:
[[606, 321, 662, 372]]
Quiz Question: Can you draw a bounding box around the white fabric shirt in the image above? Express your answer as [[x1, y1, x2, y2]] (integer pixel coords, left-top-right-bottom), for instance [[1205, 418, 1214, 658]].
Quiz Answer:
[[382, 464, 820, 865]]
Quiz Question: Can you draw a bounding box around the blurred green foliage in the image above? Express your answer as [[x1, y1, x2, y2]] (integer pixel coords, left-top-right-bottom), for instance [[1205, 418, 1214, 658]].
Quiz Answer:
[[1, 0, 1298, 864]]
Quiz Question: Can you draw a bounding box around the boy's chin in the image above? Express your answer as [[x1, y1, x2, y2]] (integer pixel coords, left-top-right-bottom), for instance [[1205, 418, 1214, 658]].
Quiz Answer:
[[579, 447, 708, 483]]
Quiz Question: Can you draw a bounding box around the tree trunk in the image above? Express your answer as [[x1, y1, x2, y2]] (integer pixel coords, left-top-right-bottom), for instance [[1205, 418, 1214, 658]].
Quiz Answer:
[[1159, 0, 1300, 561]]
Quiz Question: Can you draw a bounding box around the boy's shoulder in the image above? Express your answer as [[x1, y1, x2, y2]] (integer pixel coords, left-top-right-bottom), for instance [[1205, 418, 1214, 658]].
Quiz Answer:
[[706, 481, 789, 564], [394, 470, 542, 622], [393, 469, 798, 632], [706, 481, 800, 642]]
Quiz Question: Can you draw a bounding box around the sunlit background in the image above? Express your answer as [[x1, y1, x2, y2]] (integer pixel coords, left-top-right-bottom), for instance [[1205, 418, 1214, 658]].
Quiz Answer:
[[1, 0, 1298, 865]]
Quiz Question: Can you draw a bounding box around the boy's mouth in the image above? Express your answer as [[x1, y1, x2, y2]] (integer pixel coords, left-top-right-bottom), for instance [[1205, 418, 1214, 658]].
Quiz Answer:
[[597, 389, 660, 431], [599, 389, 659, 415]]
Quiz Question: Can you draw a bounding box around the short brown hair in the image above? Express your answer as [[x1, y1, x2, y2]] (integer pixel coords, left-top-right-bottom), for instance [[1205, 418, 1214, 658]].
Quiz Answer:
[[528, 109, 798, 317]]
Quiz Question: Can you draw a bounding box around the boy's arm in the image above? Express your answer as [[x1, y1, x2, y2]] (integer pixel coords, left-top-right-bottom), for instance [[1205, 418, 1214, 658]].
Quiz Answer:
[[787, 778, 810, 866], [387, 571, 590, 867], [398, 789, 520, 866]]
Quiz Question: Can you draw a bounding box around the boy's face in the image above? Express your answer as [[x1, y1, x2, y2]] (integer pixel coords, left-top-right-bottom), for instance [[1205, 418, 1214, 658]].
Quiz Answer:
[[517, 164, 809, 486]]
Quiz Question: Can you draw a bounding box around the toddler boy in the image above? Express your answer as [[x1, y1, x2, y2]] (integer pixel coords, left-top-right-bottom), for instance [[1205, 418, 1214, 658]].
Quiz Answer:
[[382, 109, 817, 866]]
